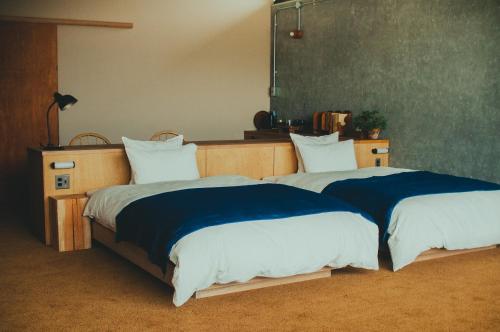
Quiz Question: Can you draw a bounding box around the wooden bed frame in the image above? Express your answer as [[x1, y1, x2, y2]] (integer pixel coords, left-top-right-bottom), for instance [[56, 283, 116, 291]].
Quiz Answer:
[[415, 246, 497, 262], [92, 221, 333, 299], [28, 138, 498, 301]]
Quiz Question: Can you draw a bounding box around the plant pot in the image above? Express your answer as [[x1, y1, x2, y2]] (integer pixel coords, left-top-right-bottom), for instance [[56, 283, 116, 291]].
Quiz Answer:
[[368, 128, 381, 139]]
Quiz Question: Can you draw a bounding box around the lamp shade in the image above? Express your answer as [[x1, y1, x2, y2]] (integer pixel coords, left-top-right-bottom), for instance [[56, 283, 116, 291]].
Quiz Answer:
[[54, 92, 77, 110]]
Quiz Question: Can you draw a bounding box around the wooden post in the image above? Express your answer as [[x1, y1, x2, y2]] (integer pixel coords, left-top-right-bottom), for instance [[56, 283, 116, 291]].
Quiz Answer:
[[49, 194, 90, 252]]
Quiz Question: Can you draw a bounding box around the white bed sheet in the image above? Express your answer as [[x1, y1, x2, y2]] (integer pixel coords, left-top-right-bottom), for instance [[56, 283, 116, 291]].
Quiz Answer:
[[84, 175, 379, 306], [266, 167, 500, 271]]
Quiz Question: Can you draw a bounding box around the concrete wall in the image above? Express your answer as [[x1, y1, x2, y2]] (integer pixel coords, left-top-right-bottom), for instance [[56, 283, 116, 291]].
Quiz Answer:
[[0, 0, 271, 142], [271, 0, 500, 183]]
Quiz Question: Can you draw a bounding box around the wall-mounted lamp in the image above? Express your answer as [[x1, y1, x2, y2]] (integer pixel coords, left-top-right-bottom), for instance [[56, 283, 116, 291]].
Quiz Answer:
[[372, 148, 390, 154], [289, 1, 304, 39], [43, 92, 78, 150], [50, 161, 76, 169]]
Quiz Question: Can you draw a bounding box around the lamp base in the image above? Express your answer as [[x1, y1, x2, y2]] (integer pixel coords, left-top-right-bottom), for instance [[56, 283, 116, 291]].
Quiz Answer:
[[42, 144, 64, 151]]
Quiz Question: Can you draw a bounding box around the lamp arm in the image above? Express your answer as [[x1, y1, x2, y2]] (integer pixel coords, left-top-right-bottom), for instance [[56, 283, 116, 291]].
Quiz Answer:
[[46, 100, 57, 147]]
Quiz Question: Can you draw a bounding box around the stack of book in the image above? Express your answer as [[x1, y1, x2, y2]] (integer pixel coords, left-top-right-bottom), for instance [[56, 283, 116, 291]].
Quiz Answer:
[[312, 111, 352, 136]]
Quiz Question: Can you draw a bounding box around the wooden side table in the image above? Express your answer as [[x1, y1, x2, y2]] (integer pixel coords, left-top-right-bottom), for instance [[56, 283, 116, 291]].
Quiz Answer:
[[49, 194, 91, 252]]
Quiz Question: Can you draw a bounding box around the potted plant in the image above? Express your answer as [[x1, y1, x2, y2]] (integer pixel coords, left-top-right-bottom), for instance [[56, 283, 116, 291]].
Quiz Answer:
[[353, 110, 387, 139]]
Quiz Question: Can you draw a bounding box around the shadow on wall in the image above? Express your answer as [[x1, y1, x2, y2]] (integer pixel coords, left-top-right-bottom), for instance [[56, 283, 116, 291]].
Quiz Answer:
[[163, 4, 271, 139], [270, 0, 500, 183]]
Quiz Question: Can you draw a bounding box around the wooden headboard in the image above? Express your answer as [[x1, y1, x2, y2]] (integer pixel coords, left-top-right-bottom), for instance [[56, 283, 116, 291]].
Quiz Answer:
[[28, 139, 389, 245]]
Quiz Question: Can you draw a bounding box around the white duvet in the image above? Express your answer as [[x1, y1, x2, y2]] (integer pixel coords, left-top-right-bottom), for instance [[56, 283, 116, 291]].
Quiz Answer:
[[84, 175, 379, 306], [266, 167, 500, 271]]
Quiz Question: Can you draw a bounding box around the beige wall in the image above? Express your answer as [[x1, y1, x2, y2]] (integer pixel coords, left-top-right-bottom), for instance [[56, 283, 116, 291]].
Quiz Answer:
[[0, 0, 271, 143]]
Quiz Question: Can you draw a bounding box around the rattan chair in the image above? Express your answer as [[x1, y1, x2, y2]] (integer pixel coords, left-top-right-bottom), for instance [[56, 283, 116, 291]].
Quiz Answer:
[[149, 131, 180, 141], [69, 132, 111, 146]]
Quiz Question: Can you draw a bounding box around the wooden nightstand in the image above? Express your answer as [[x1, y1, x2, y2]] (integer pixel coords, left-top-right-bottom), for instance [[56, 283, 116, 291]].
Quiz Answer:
[[49, 194, 91, 252]]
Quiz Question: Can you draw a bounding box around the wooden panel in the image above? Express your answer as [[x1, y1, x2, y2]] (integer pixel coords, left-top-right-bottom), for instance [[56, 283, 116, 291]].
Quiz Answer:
[[49, 197, 73, 251], [195, 267, 332, 299], [415, 245, 498, 263], [74, 197, 91, 249], [0, 15, 133, 29], [30, 139, 390, 244], [72, 151, 130, 194], [42, 155, 77, 244], [274, 144, 298, 176], [0, 22, 57, 208], [41, 151, 128, 244], [196, 149, 207, 177], [355, 141, 389, 168], [206, 145, 275, 179], [49, 194, 91, 252]]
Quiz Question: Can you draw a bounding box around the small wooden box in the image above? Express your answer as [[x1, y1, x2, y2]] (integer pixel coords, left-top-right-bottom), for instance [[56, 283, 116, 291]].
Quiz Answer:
[[49, 194, 91, 252]]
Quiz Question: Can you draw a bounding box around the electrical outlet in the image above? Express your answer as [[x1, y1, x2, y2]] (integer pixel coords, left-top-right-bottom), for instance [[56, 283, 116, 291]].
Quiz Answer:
[[55, 174, 70, 189], [375, 158, 381, 167]]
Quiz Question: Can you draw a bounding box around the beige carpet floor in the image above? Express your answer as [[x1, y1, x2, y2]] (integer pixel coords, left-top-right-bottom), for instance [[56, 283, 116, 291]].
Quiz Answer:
[[1, 213, 499, 331]]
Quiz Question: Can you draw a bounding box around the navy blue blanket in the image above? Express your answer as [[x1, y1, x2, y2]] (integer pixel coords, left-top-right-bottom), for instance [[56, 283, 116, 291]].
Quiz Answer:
[[322, 171, 500, 244], [116, 184, 372, 271]]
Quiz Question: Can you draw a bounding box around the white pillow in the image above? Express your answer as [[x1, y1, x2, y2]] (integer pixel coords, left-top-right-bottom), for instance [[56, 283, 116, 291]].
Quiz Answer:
[[124, 142, 200, 184], [299, 139, 358, 173], [290, 132, 339, 172], [123, 136, 184, 184]]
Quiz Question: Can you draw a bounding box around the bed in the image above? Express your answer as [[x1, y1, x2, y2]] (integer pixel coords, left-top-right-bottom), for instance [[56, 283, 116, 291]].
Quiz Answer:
[[267, 167, 500, 270], [30, 137, 390, 306], [84, 174, 379, 306]]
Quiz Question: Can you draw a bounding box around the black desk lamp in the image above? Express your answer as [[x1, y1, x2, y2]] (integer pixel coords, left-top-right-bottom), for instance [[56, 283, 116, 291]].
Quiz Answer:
[[43, 92, 78, 150]]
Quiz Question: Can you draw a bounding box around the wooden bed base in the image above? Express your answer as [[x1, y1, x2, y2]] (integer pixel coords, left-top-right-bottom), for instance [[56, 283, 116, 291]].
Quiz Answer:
[[377, 245, 498, 266], [414, 245, 498, 262], [92, 220, 497, 300], [91, 221, 333, 299]]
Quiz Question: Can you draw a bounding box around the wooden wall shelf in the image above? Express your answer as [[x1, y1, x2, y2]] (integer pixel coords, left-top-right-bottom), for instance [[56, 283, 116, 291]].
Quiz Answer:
[[0, 15, 133, 29]]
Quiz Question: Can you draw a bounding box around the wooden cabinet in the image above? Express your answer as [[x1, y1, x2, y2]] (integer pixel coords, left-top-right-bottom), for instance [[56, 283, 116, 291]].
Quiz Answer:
[[49, 194, 91, 252], [28, 146, 131, 245]]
